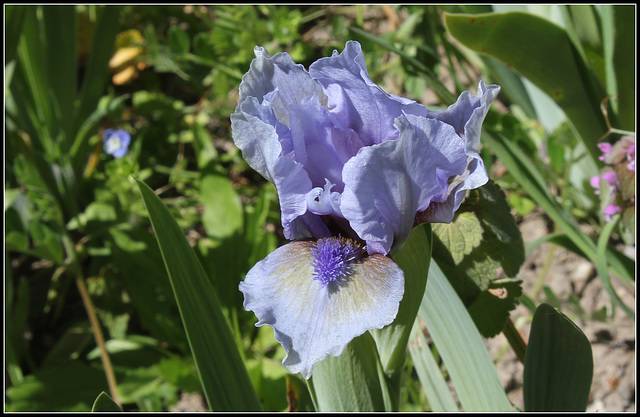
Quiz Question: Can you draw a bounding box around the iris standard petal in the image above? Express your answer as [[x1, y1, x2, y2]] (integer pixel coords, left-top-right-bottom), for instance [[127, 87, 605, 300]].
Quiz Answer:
[[238, 46, 327, 128], [416, 81, 500, 223], [341, 115, 467, 255], [239, 238, 404, 379], [289, 97, 361, 188], [231, 104, 329, 240], [309, 40, 428, 146]]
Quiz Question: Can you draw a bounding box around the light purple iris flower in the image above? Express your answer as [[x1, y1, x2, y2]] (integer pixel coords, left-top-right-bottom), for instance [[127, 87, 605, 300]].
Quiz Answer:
[[232, 41, 500, 379], [102, 129, 131, 158]]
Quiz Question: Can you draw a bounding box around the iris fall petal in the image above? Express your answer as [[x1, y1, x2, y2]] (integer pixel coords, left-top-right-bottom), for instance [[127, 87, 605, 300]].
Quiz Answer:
[[239, 238, 404, 379]]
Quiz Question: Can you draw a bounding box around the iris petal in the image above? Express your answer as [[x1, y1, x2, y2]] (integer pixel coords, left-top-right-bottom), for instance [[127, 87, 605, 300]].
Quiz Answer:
[[418, 81, 500, 223], [288, 98, 358, 188], [238, 46, 327, 127], [309, 40, 427, 146], [239, 239, 404, 379], [341, 115, 467, 255], [231, 103, 329, 240]]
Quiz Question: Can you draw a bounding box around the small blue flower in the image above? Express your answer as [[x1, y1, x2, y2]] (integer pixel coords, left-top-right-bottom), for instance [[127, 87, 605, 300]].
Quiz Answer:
[[232, 41, 499, 378], [102, 129, 131, 158]]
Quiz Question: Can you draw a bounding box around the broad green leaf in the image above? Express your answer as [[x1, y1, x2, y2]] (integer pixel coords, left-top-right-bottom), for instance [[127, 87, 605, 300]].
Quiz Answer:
[[92, 392, 123, 412], [169, 26, 190, 55], [432, 182, 524, 337], [419, 260, 512, 411], [407, 321, 458, 412], [467, 278, 523, 337], [158, 355, 202, 393], [445, 11, 606, 167], [199, 174, 243, 240], [136, 178, 260, 411], [310, 332, 390, 412], [523, 303, 593, 411], [432, 212, 482, 264]]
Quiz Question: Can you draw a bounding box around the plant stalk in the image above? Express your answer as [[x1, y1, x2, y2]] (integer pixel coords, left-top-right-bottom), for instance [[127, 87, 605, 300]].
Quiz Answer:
[[62, 232, 120, 405], [75, 274, 120, 405], [503, 317, 527, 364]]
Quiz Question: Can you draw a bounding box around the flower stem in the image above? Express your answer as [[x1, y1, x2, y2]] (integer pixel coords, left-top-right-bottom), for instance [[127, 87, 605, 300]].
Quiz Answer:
[[502, 317, 527, 364], [75, 274, 120, 405], [62, 232, 120, 405]]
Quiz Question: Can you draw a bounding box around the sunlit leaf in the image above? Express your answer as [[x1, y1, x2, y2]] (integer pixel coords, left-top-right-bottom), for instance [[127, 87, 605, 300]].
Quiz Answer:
[[419, 260, 512, 411], [445, 11, 606, 167]]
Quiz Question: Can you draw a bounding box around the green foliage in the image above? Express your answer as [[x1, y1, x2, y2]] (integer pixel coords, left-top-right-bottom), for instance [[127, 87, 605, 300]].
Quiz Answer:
[[433, 181, 525, 337], [415, 261, 512, 411], [136, 178, 261, 411], [523, 304, 593, 411], [92, 392, 123, 412], [445, 10, 606, 168], [6, 361, 110, 412]]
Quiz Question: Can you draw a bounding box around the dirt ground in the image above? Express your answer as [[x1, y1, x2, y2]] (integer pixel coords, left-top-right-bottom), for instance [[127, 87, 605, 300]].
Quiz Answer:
[[485, 211, 636, 412]]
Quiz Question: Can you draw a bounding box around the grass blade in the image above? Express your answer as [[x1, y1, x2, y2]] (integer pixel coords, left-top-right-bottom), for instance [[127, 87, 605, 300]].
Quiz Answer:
[[595, 216, 634, 319]]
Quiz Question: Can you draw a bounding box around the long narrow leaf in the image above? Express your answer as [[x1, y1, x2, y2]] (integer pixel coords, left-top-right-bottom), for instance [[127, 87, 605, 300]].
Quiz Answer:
[[73, 6, 121, 145], [43, 6, 77, 144], [419, 260, 512, 411], [310, 332, 390, 412], [372, 224, 432, 378], [610, 5, 635, 130], [136, 178, 260, 411], [16, 6, 55, 154], [445, 11, 606, 166], [595, 216, 634, 319], [408, 320, 458, 412], [5, 5, 27, 65]]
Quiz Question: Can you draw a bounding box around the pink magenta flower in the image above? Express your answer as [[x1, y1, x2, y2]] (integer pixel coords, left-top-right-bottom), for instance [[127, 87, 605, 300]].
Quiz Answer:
[[603, 204, 622, 221], [626, 144, 635, 172], [598, 142, 612, 161]]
